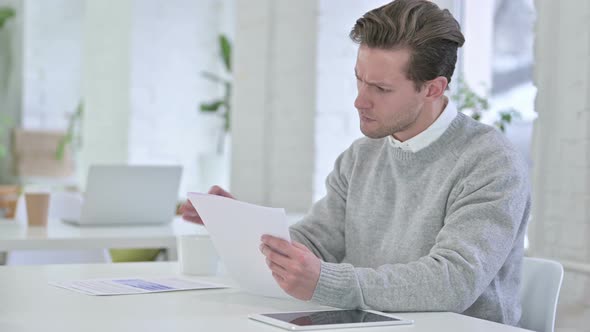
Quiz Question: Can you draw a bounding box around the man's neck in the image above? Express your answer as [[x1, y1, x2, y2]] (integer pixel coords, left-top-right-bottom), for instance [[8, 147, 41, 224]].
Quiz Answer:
[[392, 96, 448, 142]]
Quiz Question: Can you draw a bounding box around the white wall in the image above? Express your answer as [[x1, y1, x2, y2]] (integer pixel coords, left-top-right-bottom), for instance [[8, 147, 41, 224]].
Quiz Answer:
[[128, 0, 230, 196], [314, 0, 390, 201], [532, 1, 590, 330], [461, 0, 494, 96], [231, 0, 316, 212], [21, 0, 82, 130], [14, 0, 232, 195], [80, 0, 132, 185]]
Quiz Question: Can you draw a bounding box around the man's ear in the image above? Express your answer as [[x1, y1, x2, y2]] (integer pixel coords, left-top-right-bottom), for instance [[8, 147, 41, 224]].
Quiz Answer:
[[424, 77, 448, 100]]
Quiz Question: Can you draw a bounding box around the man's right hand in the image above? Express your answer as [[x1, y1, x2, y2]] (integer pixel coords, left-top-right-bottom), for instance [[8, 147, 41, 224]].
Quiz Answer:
[[180, 185, 235, 225]]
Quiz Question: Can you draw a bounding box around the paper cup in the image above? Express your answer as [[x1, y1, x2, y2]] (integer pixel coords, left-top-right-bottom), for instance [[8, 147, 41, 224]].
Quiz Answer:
[[178, 234, 219, 275], [25, 192, 50, 226]]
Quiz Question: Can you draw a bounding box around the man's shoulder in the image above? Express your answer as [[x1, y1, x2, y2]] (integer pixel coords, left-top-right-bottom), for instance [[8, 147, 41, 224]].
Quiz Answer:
[[452, 114, 518, 155], [451, 114, 528, 175]]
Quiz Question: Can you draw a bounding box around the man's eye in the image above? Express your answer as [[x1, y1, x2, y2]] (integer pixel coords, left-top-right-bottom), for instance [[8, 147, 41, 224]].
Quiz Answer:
[[377, 86, 390, 92]]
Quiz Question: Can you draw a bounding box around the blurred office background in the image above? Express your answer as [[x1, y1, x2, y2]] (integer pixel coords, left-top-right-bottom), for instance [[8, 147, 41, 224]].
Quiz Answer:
[[0, 0, 588, 330]]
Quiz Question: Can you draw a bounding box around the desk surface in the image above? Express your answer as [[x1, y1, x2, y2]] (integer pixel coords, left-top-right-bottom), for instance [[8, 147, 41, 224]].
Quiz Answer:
[[0, 262, 531, 332], [0, 216, 205, 251]]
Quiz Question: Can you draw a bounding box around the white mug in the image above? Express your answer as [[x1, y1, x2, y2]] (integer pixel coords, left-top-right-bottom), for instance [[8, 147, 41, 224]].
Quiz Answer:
[[177, 234, 219, 275]]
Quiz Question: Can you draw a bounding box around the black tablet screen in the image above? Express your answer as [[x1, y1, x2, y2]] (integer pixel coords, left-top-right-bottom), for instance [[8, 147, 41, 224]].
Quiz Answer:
[[262, 310, 400, 326]]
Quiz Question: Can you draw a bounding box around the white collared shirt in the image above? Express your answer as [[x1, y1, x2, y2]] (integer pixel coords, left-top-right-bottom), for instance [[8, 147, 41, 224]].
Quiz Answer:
[[389, 98, 458, 152]]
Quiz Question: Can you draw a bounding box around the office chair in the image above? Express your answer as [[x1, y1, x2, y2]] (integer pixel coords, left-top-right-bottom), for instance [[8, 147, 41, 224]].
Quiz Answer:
[[519, 257, 564, 332]]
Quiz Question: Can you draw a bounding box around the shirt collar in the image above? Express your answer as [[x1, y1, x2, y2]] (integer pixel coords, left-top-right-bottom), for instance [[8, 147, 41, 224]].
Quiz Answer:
[[389, 97, 458, 152]]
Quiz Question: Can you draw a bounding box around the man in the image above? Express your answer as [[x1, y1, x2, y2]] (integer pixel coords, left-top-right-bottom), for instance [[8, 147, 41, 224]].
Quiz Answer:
[[181, 0, 530, 326]]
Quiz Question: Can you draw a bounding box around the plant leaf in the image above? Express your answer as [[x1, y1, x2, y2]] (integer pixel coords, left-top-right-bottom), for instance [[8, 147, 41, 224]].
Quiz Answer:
[[55, 101, 84, 160], [200, 100, 224, 112], [224, 106, 230, 132], [220, 34, 231, 72], [0, 7, 15, 28], [0, 114, 12, 160], [55, 132, 72, 160]]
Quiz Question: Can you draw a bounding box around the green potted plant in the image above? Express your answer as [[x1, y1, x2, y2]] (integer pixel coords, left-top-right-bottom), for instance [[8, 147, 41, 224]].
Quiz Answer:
[[197, 34, 233, 191], [451, 78, 520, 133], [0, 6, 15, 93], [199, 34, 232, 154], [0, 6, 15, 188], [56, 102, 84, 161], [0, 115, 15, 205], [0, 114, 18, 218], [0, 8, 18, 214], [0, 6, 15, 157], [0, 114, 9, 161]]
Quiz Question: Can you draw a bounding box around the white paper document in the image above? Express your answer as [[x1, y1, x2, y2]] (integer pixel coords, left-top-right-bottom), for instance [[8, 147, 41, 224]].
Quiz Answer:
[[50, 277, 227, 296], [187, 192, 291, 298]]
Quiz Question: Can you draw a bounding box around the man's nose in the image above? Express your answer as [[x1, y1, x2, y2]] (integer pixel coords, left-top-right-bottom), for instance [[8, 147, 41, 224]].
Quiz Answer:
[[354, 86, 371, 110]]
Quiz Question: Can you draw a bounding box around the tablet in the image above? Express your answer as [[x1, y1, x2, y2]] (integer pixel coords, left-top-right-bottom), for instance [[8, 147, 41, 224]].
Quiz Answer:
[[248, 309, 413, 330]]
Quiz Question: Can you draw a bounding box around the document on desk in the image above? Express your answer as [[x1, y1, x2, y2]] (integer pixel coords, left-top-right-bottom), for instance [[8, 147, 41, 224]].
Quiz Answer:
[[50, 277, 228, 296], [187, 192, 291, 298]]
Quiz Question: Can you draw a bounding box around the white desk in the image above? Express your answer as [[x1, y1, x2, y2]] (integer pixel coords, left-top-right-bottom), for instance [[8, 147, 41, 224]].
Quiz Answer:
[[0, 262, 532, 332], [0, 217, 205, 260]]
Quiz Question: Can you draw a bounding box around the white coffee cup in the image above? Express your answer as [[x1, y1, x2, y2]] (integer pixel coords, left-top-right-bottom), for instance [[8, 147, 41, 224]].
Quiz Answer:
[[178, 234, 219, 275]]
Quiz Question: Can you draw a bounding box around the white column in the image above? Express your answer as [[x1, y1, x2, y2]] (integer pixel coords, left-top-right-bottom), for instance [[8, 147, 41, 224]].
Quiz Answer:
[[21, 0, 82, 130], [79, 0, 132, 187], [231, 0, 317, 212], [532, 0, 590, 329], [128, 0, 224, 197], [0, 0, 23, 183], [461, 0, 494, 95]]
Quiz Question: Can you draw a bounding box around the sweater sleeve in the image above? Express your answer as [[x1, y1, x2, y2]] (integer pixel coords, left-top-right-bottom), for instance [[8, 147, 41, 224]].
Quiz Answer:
[[310, 148, 531, 313], [289, 150, 350, 263]]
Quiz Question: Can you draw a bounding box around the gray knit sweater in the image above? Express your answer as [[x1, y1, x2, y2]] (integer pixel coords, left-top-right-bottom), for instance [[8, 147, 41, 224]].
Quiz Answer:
[[290, 113, 531, 326]]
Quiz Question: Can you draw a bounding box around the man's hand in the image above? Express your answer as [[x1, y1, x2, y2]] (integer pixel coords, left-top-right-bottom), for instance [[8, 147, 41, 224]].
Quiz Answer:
[[180, 185, 235, 224], [260, 235, 321, 301]]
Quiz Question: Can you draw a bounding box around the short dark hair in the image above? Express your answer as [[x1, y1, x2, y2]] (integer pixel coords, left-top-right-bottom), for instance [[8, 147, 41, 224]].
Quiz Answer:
[[350, 0, 465, 90]]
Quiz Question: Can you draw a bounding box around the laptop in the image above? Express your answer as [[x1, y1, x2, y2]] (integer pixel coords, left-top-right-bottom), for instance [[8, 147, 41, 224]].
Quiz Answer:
[[65, 165, 182, 226]]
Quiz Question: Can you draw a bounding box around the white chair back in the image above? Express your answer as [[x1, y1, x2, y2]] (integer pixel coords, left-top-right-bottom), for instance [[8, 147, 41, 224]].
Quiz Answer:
[[519, 257, 564, 332]]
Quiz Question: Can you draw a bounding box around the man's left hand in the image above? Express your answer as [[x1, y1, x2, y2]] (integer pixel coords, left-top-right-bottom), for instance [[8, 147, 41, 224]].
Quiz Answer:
[[260, 235, 321, 301]]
